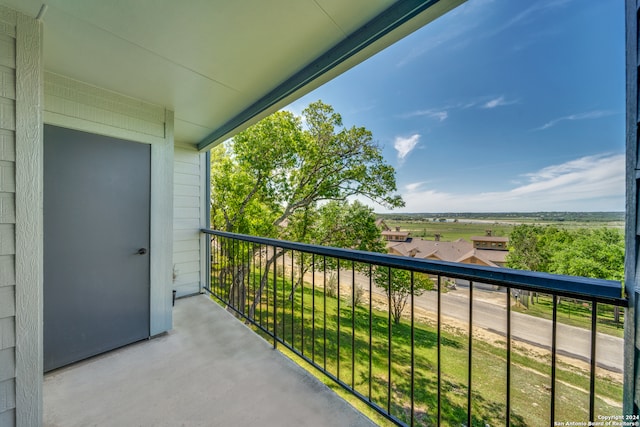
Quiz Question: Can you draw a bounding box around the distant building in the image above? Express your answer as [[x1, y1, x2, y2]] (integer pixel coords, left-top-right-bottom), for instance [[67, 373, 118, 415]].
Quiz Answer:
[[377, 219, 411, 242], [386, 229, 508, 268], [470, 235, 509, 252], [387, 233, 509, 290]]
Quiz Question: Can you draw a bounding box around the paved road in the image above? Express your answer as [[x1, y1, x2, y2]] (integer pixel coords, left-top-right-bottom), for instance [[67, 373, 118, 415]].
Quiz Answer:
[[317, 268, 624, 373], [414, 288, 623, 372]]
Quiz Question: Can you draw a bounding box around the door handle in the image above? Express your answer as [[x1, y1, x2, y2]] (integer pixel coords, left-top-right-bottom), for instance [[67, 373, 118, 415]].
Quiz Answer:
[[137, 248, 147, 255]]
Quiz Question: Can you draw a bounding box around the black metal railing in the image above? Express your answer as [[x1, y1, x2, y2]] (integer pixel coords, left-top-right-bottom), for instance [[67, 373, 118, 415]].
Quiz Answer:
[[202, 229, 627, 427]]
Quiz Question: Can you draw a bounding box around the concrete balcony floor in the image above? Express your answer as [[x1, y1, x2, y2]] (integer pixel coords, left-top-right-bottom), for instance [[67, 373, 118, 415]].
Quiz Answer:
[[44, 294, 375, 427]]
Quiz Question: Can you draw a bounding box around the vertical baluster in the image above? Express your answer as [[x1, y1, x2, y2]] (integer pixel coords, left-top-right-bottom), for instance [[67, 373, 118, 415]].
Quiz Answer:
[[215, 236, 218, 294], [589, 300, 598, 422], [437, 275, 442, 425], [242, 240, 247, 315], [387, 266, 392, 416], [368, 263, 373, 403], [312, 253, 316, 364], [259, 245, 263, 327], [410, 271, 415, 427], [468, 281, 473, 427], [551, 295, 558, 426], [351, 261, 356, 390], [211, 237, 215, 295], [507, 286, 512, 426], [272, 245, 277, 349], [323, 256, 327, 371], [265, 246, 270, 329], [232, 238, 236, 309], [286, 249, 290, 342], [301, 252, 305, 355], [337, 259, 341, 381]]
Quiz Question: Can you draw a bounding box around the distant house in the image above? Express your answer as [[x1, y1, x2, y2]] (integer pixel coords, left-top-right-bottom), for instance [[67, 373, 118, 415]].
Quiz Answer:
[[377, 219, 411, 242], [470, 235, 509, 252], [387, 234, 509, 290], [387, 230, 509, 268]]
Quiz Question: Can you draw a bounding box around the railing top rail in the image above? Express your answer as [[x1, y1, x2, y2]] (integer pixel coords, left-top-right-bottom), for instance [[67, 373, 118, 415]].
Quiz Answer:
[[202, 228, 626, 306]]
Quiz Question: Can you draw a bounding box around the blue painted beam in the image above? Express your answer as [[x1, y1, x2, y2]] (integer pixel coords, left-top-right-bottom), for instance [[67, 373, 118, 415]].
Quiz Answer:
[[198, 0, 448, 151]]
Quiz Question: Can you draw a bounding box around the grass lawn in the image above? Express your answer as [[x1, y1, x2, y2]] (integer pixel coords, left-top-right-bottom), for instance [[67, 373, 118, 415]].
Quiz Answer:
[[381, 216, 624, 242], [382, 219, 514, 241], [239, 277, 623, 427], [512, 294, 624, 338]]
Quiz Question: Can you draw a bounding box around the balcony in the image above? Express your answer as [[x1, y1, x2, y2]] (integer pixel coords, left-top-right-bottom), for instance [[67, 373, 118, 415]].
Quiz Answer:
[[203, 229, 627, 427], [43, 294, 375, 427], [42, 229, 627, 427]]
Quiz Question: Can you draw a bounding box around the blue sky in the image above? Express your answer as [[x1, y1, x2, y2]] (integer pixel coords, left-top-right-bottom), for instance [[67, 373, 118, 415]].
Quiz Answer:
[[285, 0, 624, 213]]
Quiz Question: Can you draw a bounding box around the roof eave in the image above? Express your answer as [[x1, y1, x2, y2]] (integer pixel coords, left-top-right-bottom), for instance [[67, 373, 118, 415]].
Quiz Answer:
[[197, 0, 465, 151]]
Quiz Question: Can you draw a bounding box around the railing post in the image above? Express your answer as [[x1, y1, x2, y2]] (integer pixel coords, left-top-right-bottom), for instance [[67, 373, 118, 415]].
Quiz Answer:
[[624, 0, 639, 415]]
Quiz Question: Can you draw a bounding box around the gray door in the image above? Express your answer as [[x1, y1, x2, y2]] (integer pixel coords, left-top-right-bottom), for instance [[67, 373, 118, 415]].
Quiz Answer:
[[44, 125, 151, 372]]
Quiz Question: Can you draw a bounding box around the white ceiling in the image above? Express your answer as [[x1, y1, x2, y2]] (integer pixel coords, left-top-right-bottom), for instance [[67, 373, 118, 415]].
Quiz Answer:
[[2, 0, 463, 149]]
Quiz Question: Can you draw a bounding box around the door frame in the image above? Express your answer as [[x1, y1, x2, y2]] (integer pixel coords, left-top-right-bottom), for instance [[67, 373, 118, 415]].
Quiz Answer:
[[43, 124, 153, 371], [43, 109, 174, 336]]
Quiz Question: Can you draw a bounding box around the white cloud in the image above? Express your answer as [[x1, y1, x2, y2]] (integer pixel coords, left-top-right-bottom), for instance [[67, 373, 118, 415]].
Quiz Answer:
[[381, 153, 624, 213], [403, 96, 516, 122], [403, 109, 448, 121], [482, 96, 517, 109], [394, 134, 421, 162], [488, 0, 572, 38], [405, 182, 425, 192], [535, 110, 617, 130]]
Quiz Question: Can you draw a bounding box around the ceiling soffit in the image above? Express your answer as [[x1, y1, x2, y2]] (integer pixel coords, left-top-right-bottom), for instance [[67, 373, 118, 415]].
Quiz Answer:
[[0, 0, 465, 146]]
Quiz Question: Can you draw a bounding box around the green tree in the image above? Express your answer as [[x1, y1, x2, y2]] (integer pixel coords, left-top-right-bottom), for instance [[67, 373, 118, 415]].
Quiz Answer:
[[211, 101, 403, 237], [506, 224, 624, 310], [373, 268, 433, 324], [507, 225, 623, 281], [285, 200, 387, 298], [549, 228, 624, 281], [210, 101, 404, 316], [506, 225, 569, 272]]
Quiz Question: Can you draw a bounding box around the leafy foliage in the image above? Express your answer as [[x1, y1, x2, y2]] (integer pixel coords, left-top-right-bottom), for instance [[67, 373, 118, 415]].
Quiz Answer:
[[210, 101, 404, 316], [548, 228, 624, 281], [373, 268, 433, 324], [506, 225, 624, 281], [211, 100, 404, 240]]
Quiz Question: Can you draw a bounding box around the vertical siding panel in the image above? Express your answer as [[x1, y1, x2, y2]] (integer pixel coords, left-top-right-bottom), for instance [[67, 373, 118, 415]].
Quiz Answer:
[[0, 162, 15, 192], [149, 109, 174, 336], [0, 410, 14, 427], [0, 9, 16, 427], [0, 130, 16, 161], [0, 348, 15, 383], [14, 13, 42, 427], [0, 256, 15, 287], [173, 143, 204, 297], [0, 287, 14, 319], [0, 225, 14, 255], [0, 379, 15, 415], [0, 318, 15, 350]]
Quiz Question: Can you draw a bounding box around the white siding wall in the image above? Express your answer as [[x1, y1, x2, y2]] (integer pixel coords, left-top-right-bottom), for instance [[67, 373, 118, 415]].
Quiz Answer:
[[0, 8, 16, 426], [0, 7, 206, 425], [0, 7, 43, 427], [43, 73, 175, 336], [173, 143, 207, 297]]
